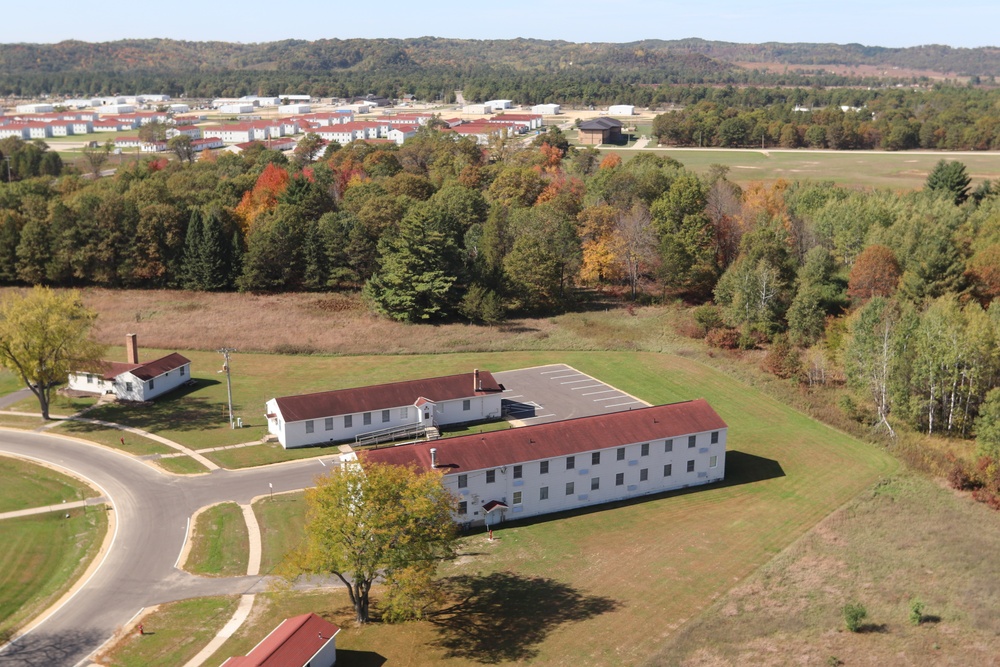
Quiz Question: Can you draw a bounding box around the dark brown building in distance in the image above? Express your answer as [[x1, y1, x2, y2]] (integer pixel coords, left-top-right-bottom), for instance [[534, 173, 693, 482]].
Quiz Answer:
[[578, 117, 623, 145]]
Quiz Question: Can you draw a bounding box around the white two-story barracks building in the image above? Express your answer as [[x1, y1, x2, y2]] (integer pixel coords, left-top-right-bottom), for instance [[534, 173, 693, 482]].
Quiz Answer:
[[266, 370, 504, 449], [363, 399, 727, 526]]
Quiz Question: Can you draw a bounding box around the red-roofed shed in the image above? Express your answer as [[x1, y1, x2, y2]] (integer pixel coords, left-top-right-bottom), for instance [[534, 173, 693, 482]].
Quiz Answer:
[[222, 613, 340, 667]]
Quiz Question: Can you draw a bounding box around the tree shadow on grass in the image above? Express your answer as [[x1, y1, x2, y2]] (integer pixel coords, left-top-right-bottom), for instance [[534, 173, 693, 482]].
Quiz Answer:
[[75, 379, 230, 433], [336, 649, 388, 667], [427, 571, 620, 663]]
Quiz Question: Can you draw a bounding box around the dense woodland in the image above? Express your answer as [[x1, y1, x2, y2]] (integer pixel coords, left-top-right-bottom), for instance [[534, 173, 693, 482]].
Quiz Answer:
[[1, 125, 999, 504], [2, 37, 994, 101]]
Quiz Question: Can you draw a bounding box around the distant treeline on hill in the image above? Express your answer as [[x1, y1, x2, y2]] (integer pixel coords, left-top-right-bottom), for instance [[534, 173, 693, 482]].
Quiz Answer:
[[0, 37, 992, 101]]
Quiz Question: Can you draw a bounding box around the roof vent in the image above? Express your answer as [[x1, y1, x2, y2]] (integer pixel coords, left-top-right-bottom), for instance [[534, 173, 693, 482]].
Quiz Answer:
[[430, 448, 438, 468]]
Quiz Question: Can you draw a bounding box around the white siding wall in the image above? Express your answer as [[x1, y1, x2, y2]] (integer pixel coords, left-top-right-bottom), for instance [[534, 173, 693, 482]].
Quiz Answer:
[[116, 363, 190, 402], [446, 429, 727, 526], [68, 372, 113, 394], [308, 638, 337, 667], [269, 394, 503, 449]]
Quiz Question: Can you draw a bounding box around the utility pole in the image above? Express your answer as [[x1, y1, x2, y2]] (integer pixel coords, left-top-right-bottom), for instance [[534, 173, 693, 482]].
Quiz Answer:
[[218, 347, 236, 429]]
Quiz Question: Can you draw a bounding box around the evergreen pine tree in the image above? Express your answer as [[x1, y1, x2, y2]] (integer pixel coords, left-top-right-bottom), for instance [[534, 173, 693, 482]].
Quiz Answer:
[[200, 211, 232, 291], [180, 209, 205, 289]]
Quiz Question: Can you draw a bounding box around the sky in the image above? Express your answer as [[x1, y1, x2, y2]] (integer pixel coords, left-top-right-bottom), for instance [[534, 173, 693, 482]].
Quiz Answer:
[[2, 0, 998, 48]]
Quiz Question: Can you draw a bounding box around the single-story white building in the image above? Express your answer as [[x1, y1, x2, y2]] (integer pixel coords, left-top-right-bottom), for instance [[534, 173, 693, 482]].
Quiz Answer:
[[608, 104, 636, 116], [531, 104, 561, 115], [221, 613, 339, 667], [266, 370, 504, 449], [68, 334, 191, 402], [15, 103, 54, 114], [363, 399, 727, 527]]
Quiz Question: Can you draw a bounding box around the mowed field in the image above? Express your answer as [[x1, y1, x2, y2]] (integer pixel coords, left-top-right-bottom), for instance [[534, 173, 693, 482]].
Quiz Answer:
[[612, 148, 1000, 190], [182, 351, 895, 666]]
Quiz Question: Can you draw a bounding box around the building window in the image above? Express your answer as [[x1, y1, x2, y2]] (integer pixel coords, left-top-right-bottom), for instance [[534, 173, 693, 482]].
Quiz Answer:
[[364, 412, 372, 426], [592, 451, 600, 465], [325, 417, 333, 431], [540, 486, 549, 500], [616, 472, 624, 486], [565, 482, 574, 495], [664, 464, 673, 477], [688, 435, 697, 448], [617, 447, 625, 461], [86, 373, 93, 384], [710, 455, 718, 468], [180, 365, 185, 376], [591, 477, 600, 491], [540, 460, 549, 474], [401, 407, 408, 419], [125, 381, 132, 392], [640, 468, 648, 482], [457, 474, 468, 488], [486, 469, 495, 483], [344, 415, 353, 428], [687, 460, 695, 473], [711, 431, 719, 444], [382, 409, 390, 423], [513, 465, 522, 479], [305, 420, 314, 434], [512, 491, 522, 505], [458, 501, 467, 515], [149, 378, 155, 390], [463, 399, 471, 411], [665, 439, 673, 453], [640, 443, 649, 457], [566, 456, 575, 470]]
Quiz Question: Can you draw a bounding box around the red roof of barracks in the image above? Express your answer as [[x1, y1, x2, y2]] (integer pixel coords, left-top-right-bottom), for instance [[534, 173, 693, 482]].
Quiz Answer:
[[362, 399, 726, 474], [222, 613, 340, 667], [274, 371, 502, 423]]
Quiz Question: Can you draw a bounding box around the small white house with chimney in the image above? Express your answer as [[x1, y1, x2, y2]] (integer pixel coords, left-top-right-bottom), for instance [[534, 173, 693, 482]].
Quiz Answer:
[[265, 370, 504, 449], [363, 399, 727, 527], [68, 334, 192, 402]]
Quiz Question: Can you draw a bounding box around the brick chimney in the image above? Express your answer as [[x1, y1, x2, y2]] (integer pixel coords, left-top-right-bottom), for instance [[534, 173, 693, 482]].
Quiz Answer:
[[126, 333, 139, 365], [474, 369, 480, 392]]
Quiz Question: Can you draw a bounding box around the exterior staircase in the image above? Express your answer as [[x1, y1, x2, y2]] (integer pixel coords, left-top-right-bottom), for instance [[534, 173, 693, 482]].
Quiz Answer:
[[425, 426, 440, 441]]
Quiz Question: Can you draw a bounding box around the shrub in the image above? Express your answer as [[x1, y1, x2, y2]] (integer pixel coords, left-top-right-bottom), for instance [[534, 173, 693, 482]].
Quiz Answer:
[[705, 327, 740, 349], [692, 304, 724, 336], [909, 599, 924, 625], [947, 462, 980, 491], [843, 601, 867, 632], [761, 334, 804, 380]]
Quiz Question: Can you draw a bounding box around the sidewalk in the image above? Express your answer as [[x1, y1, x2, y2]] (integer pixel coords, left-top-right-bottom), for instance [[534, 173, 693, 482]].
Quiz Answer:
[[0, 496, 108, 521]]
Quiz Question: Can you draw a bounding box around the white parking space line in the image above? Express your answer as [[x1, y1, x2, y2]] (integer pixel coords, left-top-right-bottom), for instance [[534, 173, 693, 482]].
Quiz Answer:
[[571, 384, 605, 391], [549, 374, 583, 380], [583, 389, 617, 396], [560, 379, 593, 385], [539, 369, 569, 375], [593, 395, 626, 402], [604, 401, 643, 408]]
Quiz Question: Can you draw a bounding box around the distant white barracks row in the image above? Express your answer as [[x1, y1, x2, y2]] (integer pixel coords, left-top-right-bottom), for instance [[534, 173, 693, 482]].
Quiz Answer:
[[267, 370, 727, 525]]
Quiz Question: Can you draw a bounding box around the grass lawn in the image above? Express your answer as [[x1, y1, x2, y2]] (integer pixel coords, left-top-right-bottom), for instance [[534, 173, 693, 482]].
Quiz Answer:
[[658, 473, 1000, 666], [0, 416, 47, 430], [0, 368, 23, 396], [50, 422, 174, 456], [438, 418, 513, 438], [606, 148, 1000, 190], [156, 456, 211, 475], [253, 492, 307, 574], [0, 456, 98, 513], [204, 442, 336, 469], [184, 502, 249, 577], [243, 351, 896, 666], [95, 596, 240, 667], [0, 507, 108, 642], [6, 392, 96, 416]]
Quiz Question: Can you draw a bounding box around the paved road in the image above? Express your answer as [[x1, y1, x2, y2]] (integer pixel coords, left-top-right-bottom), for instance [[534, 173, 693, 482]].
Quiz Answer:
[[0, 430, 335, 667]]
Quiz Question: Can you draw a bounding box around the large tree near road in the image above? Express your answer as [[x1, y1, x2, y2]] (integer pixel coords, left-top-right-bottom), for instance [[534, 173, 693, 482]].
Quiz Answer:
[[297, 461, 457, 624], [0, 287, 104, 420]]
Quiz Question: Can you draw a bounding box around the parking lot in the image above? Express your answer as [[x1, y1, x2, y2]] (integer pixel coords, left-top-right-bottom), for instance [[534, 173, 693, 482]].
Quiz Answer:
[[492, 364, 649, 426]]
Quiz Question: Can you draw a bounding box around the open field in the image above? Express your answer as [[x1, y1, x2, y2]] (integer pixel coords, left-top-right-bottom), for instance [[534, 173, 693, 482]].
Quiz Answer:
[[234, 351, 896, 666], [610, 148, 1000, 190], [657, 473, 1000, 666], [0, 507, 108, 642], [253, 492, 307, 574], [95, 596, 240, 667], [0, 455, 98, 513], [184, 502, 249, 576]]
